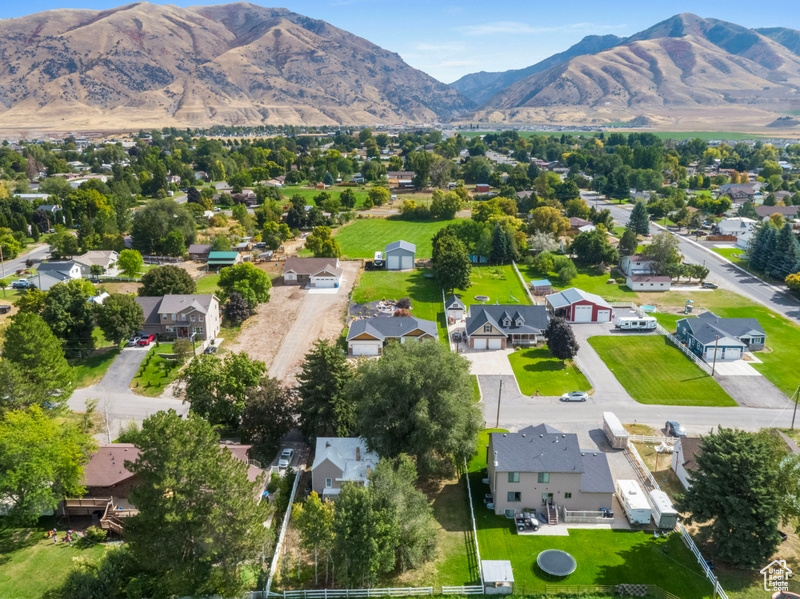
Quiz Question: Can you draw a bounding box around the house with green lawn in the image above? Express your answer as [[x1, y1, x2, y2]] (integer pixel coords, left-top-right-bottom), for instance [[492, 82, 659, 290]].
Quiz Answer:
[[465, 305, 549, 349], [676, 311, 766, 362]]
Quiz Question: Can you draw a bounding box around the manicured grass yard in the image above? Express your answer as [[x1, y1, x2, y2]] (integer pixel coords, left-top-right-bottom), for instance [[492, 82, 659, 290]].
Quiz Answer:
[[519, 263, 637, 302], [71, 346, 121, 387], [352, 269, 447, 341], [468, 431, 711, 598], [508, 347, 590, 396], [130, 342, 180, 396], [0, 521, 107, 599], [588, 336, 736, 406], [462, 265, 531, 305], [333, 218, 460, 259], [195, 273, 220, 294]]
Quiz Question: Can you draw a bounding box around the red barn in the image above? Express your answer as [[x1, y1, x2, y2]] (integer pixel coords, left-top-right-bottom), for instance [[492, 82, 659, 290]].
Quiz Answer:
[[545, 288, 613, 323]]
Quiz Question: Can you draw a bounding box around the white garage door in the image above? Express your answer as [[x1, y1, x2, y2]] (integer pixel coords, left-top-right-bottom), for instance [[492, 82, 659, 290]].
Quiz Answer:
[[723, 348, 741, 361], [596, 309, 611, 322], [706, 348, 722, 361], [488, 338, 503, 350], [312, 277, 337, 288], [473, 338, 487, 350], [351, 342, 380, 356], [401, 255, 414, 269], [387, 255, 400, 270], [573, 305, 593, 323]]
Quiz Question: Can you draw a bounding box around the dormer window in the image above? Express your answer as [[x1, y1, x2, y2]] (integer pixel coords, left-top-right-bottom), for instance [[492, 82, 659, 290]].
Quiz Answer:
[[516, 318, 524, 326], [503, 319, 510, 327], [483, 324, 492, 333]]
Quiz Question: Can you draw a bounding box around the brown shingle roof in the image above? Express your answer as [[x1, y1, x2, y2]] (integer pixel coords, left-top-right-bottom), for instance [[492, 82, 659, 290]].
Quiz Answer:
[[678, 437, 703, 472], [283, 257, 339, 276]]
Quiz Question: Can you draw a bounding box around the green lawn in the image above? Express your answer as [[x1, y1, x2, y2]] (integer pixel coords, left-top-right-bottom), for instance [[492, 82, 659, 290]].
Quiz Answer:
[[508, 347, 591, 396], [462, 265, 531, 305], [468, 430, 712, 598], [352, 269, 447, 341], [130, 342, 180, 396], [519, 263, 637, 302], [281, 185, 371, 210], [333, 218, 460, 259], [71, 346, 121, 387], [588, 336, 736, 406], [470, 375, 481, 403], [195, 273, 220, 294], [0, 520, 107, 599]]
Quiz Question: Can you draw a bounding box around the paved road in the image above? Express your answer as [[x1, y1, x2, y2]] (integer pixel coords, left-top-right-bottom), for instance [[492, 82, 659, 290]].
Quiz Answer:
[[1, 244, 50, 278], [594, 197, 800, 324]]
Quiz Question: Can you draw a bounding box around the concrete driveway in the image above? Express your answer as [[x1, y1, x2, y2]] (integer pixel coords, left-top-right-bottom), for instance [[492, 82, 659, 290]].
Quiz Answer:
[[462, 347, 515, 375]]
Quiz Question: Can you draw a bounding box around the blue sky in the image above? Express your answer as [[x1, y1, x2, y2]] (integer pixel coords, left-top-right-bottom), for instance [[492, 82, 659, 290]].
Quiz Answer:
[[3, 0, 800, 83]]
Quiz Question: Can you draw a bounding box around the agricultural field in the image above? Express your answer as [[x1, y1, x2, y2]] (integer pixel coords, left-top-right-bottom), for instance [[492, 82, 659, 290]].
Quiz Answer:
[[334, 218, 460, 259]]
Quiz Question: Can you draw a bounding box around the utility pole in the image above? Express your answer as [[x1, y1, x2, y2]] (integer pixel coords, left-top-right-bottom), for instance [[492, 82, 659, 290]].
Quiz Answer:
[[790, 385, 800, 430], [495, 379, 503, 429], [711, 335, 719, 377], [0, 244, 4, 279]]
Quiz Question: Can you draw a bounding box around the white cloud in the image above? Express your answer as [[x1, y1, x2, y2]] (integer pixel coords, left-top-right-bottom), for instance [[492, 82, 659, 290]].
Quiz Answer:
[[458, 20, 627, 36]]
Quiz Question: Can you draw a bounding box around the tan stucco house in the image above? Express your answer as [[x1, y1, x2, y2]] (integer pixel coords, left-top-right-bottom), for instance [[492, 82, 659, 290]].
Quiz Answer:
[[135, 294, 221, 342], [310, 438, 379, 498], [486, 424, 615, 517]]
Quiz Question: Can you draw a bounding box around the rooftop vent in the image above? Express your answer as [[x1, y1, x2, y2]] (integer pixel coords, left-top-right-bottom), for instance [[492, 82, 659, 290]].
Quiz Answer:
[[522, 433, 526, 438]]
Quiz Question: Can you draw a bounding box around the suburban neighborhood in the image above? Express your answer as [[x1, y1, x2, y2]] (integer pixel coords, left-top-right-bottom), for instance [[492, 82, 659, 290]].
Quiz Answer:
[[1, 125, 800, 599]]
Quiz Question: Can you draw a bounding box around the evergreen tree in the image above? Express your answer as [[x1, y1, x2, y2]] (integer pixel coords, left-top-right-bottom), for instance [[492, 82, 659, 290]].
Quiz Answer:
[[748, 224, 777, 273], [297, 340, 355, 442], [544, 317, 580, 360], [619, 227, 638, 256], [489, 224, 514, 264], [770, 223, 800, 280], [628, 201, 650, 235]]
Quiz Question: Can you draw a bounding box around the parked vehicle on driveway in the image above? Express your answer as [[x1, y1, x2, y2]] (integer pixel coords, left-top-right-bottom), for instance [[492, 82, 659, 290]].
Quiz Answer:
[[560, 391, 588, 402], [11, 279, 31, 289], [204, 345, 218, 354], [701, 281, 718, 289], [126, 336, 141, 347], [452, 332, 461, 342], [278, 448, 294, 469], [665, 421, 687, 437], [137, 334, 155, 346]]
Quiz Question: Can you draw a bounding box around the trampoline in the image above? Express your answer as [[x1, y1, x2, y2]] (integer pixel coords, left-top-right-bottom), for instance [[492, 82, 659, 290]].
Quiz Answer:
[[537, 549, 577, 577], [474, 295, 490, 302]]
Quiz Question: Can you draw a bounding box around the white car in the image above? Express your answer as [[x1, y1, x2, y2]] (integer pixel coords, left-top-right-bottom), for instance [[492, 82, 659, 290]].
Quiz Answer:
[[278, 448, 294, 469], [560, 391, 588, 402]]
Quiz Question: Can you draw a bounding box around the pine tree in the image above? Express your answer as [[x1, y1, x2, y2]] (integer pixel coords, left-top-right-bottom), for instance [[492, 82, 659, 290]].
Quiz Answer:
[[770, 223, 800, 280], [628, 201, 650, 235], [490, 224, 511, 264], [748, 224, 776, 273]]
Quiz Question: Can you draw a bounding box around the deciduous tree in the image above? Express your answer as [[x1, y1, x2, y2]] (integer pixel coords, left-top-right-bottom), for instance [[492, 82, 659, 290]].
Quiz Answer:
[[41, 279, 96, 357], [94, 293, 145, 344], [241, 376, 298, 446], [117, 249, 144, 278], [544, 317, 579, 360], [528, 206, 569, 236], [570, 228, 618, 266], [293, 492, 335, 585], [618, 227, 638, 256], [218, 262, 271, 309], [224, 291, 252, 324], [139, 264, 196, 296], [432, 229, 471, 292], [304, 226, 341, 258]]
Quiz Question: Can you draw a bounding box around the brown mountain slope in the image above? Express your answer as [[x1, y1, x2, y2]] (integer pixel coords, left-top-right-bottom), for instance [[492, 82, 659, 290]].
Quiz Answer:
[[0, 2, 472, 132], [475, 13, 800, 128]]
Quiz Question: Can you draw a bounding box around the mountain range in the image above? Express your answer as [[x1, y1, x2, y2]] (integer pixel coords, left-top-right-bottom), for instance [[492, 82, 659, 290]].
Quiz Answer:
[[0, 5, 800, 132]]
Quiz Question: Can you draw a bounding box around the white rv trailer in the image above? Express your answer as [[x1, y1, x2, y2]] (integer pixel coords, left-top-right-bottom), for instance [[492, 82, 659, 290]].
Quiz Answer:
[[613, 315, 657, 330], [617, 479, 651, 525], [648, 489, 679, 529], [602, 412, 629, 449]]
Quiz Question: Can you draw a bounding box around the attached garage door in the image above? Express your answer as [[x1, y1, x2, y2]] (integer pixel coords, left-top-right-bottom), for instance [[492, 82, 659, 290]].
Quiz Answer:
[[706, 348, 722, 361], [473, 338, 488, 350], [387, 255, 400, 270], [596, 309, 611, 322], [722, 347, 741, 361], [401, 255, 414, 270], [488, 338, 503, 350], [312, 277, 337, 288], [573, 305, 593, 323], [351, 342, 380, 356]]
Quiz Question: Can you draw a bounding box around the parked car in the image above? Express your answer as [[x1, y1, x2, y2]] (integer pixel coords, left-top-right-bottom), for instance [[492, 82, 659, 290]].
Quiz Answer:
[[11, 279, 31, 289], [278, 448, 294, 469], [126, 336, 141, 347], [560, 391, 588, 402], [666, 421, 687, 437], [452, 332, 461, 342], [137, 334, 155, 346], [204, 345, 218, 354], [0, 304, 11, 314], [701, 281, 718, 289]]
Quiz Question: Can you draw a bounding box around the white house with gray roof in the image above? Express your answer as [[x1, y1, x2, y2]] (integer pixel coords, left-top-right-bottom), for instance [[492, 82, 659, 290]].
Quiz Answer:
[[311, 437, 379, 498], [346, 316, 437, 356], [487, 424, 615, 517], [465, 305, 550, 349], [384, 240, 416, 270], [676, 311, 765, 362]]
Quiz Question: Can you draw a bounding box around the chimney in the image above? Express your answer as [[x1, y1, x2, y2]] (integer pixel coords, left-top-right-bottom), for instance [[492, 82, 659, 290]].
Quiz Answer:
[[356, 446, 361, 461]]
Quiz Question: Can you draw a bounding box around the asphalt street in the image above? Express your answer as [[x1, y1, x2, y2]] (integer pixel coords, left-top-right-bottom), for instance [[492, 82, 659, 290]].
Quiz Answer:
[[1, 243, 50, 278]]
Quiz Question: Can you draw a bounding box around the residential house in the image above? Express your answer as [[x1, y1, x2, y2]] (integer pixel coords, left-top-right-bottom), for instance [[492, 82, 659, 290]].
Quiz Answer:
[[568, 217, 595, 235], [626, 275, 671, 291], [620, 254, 654, 277], [445, 295, 466, 322], [136, 294, 221, 342], [346, 316, 437, 356], [310, 437, 379, 498], [33, 260, 82, 290], [386, 171, 415, 188], [718, 182, 761, 203], [283, 257, 343, 288], [486, 424, 616, 517], [465, 305, 550, 349], [187, 243, 212, 261], [74, 250, 119, 276], [384, 240, 416, 270], [676, 311, 766, 362], [232, 190, 257, 206], [206, 251, 242, 270], [545, 288, 613, 323], [713, 217, 757, 249], [671, 437, 703, 490], [754, 205, 798, 221]]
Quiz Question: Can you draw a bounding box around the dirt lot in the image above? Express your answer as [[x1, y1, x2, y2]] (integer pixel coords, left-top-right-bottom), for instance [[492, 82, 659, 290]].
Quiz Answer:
[[225, 260, 361, 385]]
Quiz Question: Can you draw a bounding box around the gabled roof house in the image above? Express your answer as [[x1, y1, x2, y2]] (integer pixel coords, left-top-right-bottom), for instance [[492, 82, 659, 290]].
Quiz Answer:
[[347, 316, 437, 356], [283, 257, 343, 288], [545, 288, 613, 323], [465, 305, 549, 349], [676, 311, 765, 362], [311, 437, 379, 498]]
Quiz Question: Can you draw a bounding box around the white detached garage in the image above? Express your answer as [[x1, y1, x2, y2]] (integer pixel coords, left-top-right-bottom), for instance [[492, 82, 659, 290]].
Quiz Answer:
[[384, 240, 416, 270]]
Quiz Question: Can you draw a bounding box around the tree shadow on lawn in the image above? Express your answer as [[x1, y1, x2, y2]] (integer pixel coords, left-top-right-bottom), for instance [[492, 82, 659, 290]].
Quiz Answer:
[[0, 516, 60, 567], [515, 348, 569, 373]]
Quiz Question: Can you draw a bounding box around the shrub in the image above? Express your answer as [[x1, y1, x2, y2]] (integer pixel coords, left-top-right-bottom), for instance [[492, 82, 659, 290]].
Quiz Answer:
[[78, 526, 107, 547]]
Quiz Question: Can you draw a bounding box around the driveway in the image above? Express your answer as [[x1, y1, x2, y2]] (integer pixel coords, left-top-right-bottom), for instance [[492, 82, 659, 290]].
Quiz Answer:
[[571, 324, 639, 403], [462, 347, 515, 376], [95, 345, 150, 393]]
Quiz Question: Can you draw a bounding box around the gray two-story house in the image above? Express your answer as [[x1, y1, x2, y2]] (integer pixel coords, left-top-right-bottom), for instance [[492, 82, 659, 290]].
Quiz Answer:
[[487, 424, 615, 518], [135, 294, 221, 342]]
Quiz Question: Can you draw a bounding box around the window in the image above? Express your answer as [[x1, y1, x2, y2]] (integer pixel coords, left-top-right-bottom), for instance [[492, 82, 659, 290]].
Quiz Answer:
[[166, 326, 174, 333], [504, 509, 515, 518], [325, 478, 332, 488], [564, 492, 572, 499], [161, 314, 167, 320], [503, 319, 510, 327], [195, 327, 203, 335], [171, 313, 176, 320], [181, 314, 187, 321], [483, 324, 492, 333], [507, 472, 520, 483], [538, 472, 550, 483], [507, 492, 521, 502], [191, 315, 196, 322], [199, 316, 204, 322]]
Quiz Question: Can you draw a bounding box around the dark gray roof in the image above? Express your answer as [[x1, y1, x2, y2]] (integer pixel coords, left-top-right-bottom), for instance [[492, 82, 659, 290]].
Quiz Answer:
[[37, 260, 77, 273], [545, 287, 611, 310], [680, 311, 765, 346], [347, 316, 437, 342], [579, 452, 615, 493], [187, 244, 211, 254], [385, 240, 416, 254], [490, 424, 583, 473], [465, 305, 549, 337], [283, 257, 339, 276], [445, 295, 465, 310], [754, 205, 798, 218], [136, 296, 162, 326]]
